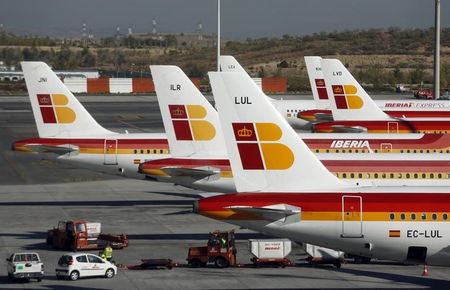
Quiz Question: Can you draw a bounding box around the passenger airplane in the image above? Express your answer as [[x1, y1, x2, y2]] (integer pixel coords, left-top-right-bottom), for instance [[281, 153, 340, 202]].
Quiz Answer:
[[220, 55, 450, 127], [196, 71, 450, 266], [13, 62, 171, 179], [141, 65, 450, 193], [300, 56, 450, 122], [313, 59, 450, 133]]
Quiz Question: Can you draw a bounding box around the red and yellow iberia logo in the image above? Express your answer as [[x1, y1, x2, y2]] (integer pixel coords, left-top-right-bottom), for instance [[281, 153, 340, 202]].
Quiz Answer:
[[332, 85, 363, 109], [37, 94, 76, 124], [315, 79, 328, 100], [169, 104, 216, 141], [232, 122, 294, 170]]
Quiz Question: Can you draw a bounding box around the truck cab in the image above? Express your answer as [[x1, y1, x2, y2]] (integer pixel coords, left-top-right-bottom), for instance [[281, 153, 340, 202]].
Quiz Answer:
[[6, 252, 44, 282]]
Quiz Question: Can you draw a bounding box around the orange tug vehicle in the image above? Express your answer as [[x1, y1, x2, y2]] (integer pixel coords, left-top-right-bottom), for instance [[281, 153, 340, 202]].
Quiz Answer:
[[47, 220, 129, 251], [187, 230, 237, 268]]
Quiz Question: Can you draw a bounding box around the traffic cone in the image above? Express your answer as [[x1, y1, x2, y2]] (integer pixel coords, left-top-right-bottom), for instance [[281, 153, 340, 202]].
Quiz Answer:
[[422, 263, 429, 277]]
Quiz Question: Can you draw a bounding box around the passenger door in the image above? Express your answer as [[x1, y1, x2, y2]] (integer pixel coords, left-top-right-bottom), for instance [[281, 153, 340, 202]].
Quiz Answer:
[[104, 139, 118, 165], [388, 122, 398, 133], [341, 195, 363, 238]]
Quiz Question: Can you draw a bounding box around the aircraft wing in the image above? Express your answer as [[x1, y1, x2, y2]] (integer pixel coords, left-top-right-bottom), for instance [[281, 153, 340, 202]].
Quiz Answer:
[[161, 167, 218, 179], [227, 203, 301, 223], [24, 144, 79, 155]]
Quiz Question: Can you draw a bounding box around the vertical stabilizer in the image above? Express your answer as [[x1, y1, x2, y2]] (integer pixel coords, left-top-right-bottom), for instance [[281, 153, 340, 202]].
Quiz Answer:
[[321, 59, 391, 121], [151, 65, 226, 158], [304, 56, 330, 109], [21, 62, 113, 137], [209, 71, 351, 192]]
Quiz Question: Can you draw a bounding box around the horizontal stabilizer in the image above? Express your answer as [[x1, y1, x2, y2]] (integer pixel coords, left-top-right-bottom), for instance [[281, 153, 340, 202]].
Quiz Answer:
[[161, 167, 218, 179], [227, 204, 301, 223], [331, 125, 368, 133], [25, 144, 78, 155]]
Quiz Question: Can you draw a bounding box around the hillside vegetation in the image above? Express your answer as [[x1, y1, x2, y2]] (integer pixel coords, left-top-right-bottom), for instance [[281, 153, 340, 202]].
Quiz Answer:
[[1, 27, 450, 92]]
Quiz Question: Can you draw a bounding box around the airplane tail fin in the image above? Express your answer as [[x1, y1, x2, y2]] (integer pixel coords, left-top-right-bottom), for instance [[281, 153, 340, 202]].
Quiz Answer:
[[21, 62, 113, 137], [219, 55, 247, 73], [321, 59, 391, 121], [209, 71, 351, 192], [304, 56, 330, 109], [151, 65, 226, 158]]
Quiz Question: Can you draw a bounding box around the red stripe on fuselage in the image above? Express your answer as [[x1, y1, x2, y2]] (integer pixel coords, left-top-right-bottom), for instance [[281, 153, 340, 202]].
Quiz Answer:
[[198, 193, 450, 213]]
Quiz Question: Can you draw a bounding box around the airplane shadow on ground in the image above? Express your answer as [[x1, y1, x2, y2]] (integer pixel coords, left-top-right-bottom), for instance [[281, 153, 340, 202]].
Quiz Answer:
[[0, 200, 194, 207]]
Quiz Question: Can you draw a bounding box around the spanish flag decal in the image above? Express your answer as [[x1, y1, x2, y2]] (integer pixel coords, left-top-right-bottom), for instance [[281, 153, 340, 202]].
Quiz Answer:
[[389, 230, 401, 238]]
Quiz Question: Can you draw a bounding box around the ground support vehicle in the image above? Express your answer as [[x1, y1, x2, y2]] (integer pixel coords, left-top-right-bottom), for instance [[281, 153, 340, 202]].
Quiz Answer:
[[55, 253, 117, 281], [187, 230, 237, 268], [6, 252, 44, 282], [249, 239, 293, 267], [47, 220, 128, 251], [304, 244, 345, 268]]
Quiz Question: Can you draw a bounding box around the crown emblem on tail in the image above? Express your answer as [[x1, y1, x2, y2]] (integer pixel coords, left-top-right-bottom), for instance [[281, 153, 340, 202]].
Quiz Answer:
[[237, 126, 253, 137], [333, 86, 343, 94], [172, 107, 185, 117]]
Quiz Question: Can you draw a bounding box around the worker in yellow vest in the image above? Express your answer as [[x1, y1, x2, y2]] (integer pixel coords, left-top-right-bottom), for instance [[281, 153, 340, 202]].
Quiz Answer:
[[100, 244, 113, 261]]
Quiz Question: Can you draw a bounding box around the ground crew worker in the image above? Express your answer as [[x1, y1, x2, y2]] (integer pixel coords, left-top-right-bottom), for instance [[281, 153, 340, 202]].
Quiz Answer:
[[100, 244, 113, 261], [219, 236, 227, 248]]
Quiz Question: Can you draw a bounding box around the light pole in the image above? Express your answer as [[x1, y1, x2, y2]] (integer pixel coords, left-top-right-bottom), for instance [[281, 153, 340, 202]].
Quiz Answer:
[[217, 0, 221, 72], [433, 0, 441, 99]]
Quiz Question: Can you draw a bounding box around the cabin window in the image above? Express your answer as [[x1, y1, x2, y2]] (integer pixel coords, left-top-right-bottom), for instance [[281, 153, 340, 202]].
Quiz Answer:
[[438, 173, 442, 179], [447, 173, 450, 179], [413, 173, 418, 179], [413, 150, 417, 153], [389, 213, 395, 220], [315, 149, 319, 153], [366, 173, 370, 179], [398, 173, 402, 178], [420, 150, 423, 153], [400, 213, 406, 220], [447, 150, 450, 153], [382, 173, 386, 179], [443, 213, 448, 220], [374, 149, 378, 153], [422, 173, 426, 178], [342, 150, 346, 153], [432, 213, 437, 220], [358, 173, 363, 178], [400, 150, 404, 153], [374, 173, 379, 179], [426, 150, 430, 153], [440, 150, 444, 153], [159, 149, 164, 154], [361, 149, 366, 153], [421, 213, 427, 220], [406, 173, 410, 179], [134, 149, 137, 154], [349, 150, 352, 153], [147, 150, 150, 154], [342, 173, 347, 178], [390, 173, 394, 179], [411, 213, 416, 220], [433, 150, 437, 153], [355, 149, 359, 153], [430, 173, 434, 179], [326, 149, 330, 153], [140, 150, 144, 154], [350, 173, 355, 178]]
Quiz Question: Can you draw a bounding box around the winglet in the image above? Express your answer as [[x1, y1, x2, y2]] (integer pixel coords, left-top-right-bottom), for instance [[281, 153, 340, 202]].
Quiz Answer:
[[321, 59, 391, 121], [21, 62, 113, 137], [151, 65, 226, 158], [209, 71, 351, 192]]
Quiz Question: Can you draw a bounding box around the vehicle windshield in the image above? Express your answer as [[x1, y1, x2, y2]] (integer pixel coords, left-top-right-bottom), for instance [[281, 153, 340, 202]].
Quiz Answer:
[[58, 255, 72, 266], [13, 254, 39, 262]]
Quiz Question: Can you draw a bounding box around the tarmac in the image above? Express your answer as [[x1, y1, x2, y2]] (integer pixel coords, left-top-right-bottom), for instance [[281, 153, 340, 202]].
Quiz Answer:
[[1, 95, 450, 289]]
